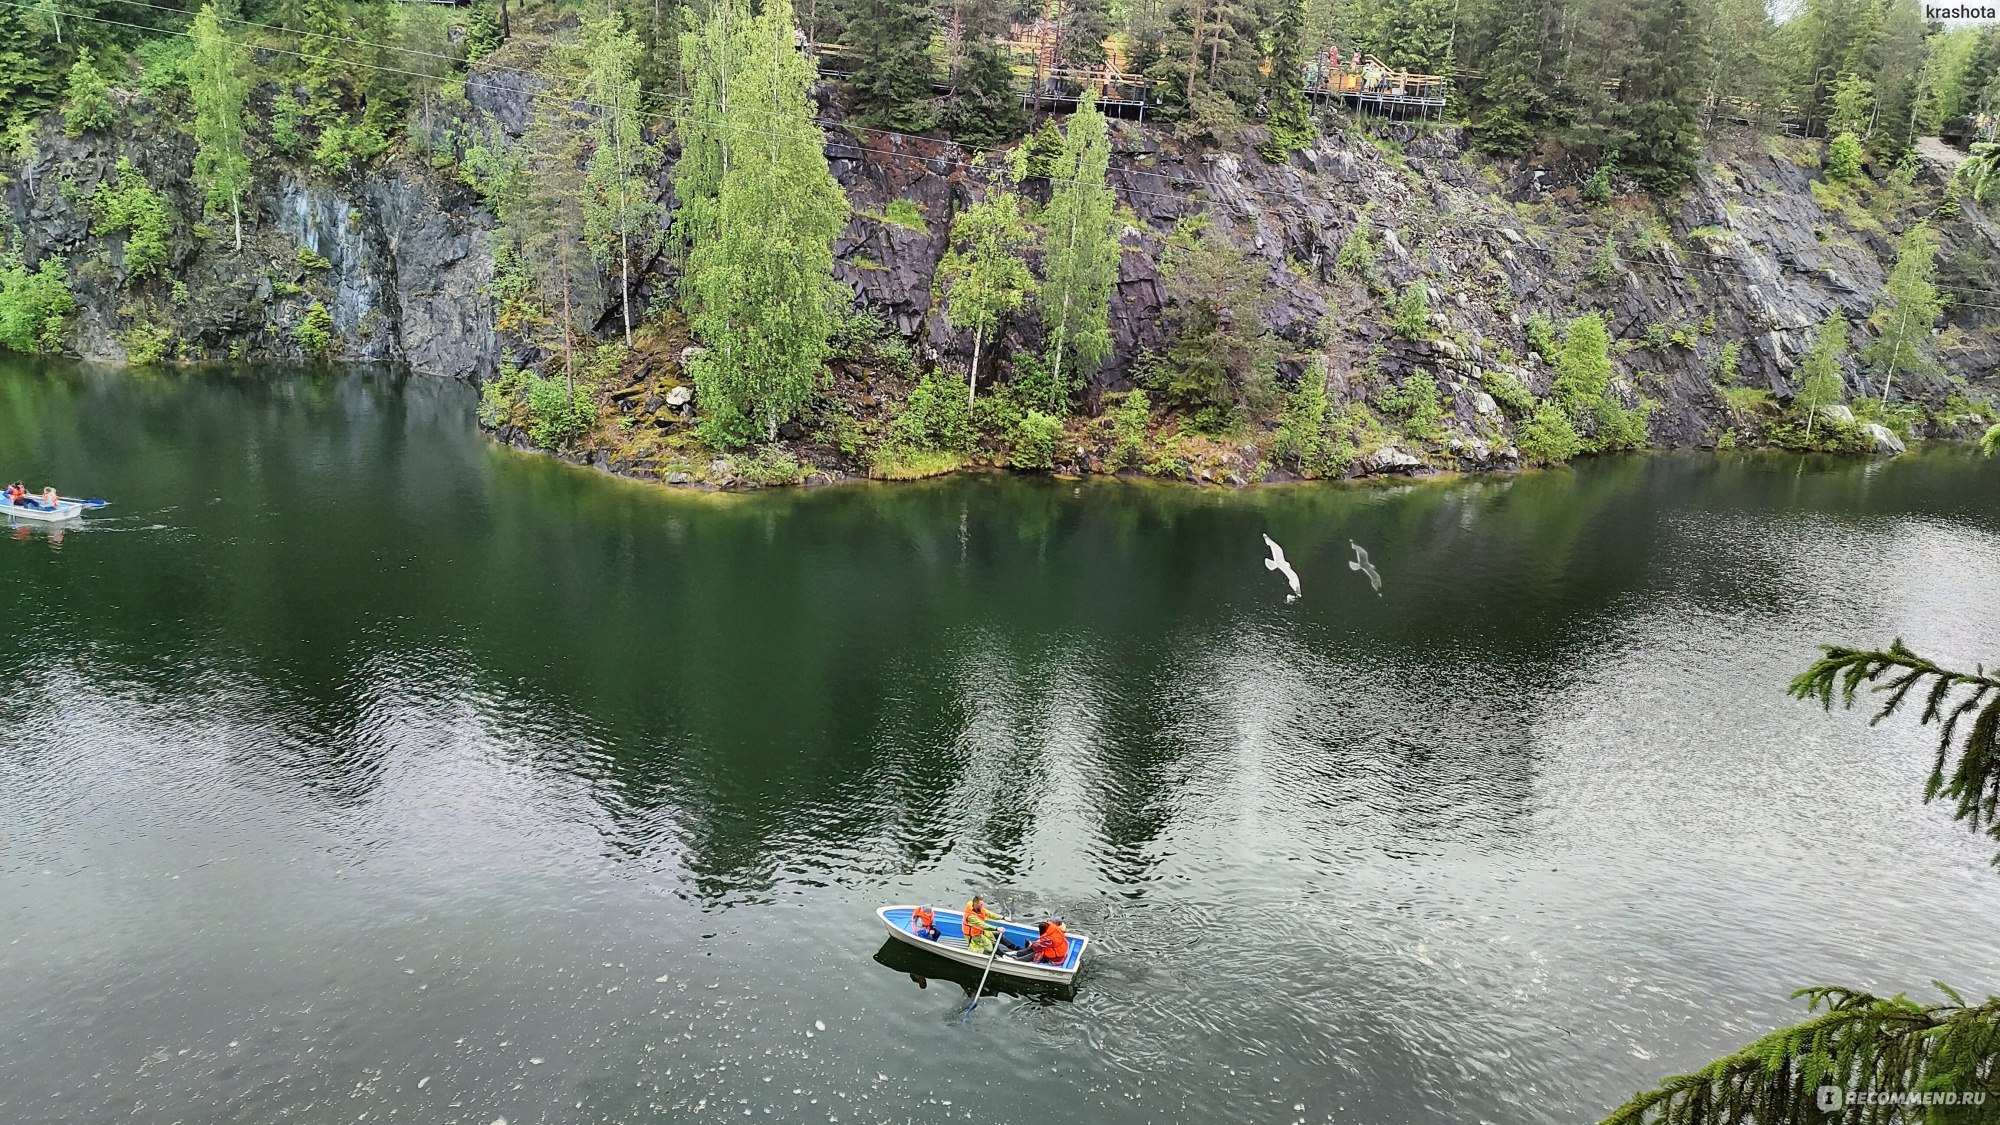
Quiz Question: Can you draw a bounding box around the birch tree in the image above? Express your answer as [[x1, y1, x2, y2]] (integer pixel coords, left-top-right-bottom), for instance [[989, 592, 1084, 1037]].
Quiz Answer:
[[1861, 222, 1943, 405], [187, 4, 253, 251], [1035, 90, 1118, 413], [680, 0, 846, 446], [582, 9, 657, 346], [939, 185, 1034, 406]]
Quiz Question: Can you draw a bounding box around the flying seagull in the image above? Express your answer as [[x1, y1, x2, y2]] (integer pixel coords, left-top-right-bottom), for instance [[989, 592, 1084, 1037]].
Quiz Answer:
[[1348, 541, 1382, 594], [1262, 534, 1301, 602]]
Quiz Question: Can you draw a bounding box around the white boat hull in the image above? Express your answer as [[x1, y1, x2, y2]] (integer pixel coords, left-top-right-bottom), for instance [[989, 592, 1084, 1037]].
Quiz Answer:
[[875, 906, 1088, 984], [5, 500, 85, 523]]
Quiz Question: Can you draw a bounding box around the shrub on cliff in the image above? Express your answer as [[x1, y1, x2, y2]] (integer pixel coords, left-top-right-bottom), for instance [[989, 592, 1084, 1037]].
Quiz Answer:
[[293, 302, 334, 359], [63, 59, 115, 137], [885, 368, 975, 455], [1517, 402, 1583, 465], [0, 253, 74, 354], [525, 373, 597, 448], [1826, 132, 1864, 183], [89, 158, 173, 281], [1010, 410, 1063, 470]]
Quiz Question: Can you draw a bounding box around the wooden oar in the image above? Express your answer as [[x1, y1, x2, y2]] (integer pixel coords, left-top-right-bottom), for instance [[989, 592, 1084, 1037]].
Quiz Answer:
[[961, 915, 1010, 1020]]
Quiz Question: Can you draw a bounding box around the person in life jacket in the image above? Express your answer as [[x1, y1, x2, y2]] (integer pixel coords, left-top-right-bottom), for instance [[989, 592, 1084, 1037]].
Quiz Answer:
[[962, 895, 1020, 954], [910, 904, 940, 941], [1015, 918, 1070, 964], [5, 483, 26, 506]]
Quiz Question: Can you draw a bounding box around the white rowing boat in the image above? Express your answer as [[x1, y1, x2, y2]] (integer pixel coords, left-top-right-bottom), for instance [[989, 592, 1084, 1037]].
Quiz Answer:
[[5, 500, 86, 523], [875, 905, 1088, 984]]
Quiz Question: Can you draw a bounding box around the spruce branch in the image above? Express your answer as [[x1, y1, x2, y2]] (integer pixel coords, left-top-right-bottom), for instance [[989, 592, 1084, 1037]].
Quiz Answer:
[[1602, 989, 2000, 1125], [1788, 639, 2000, 859]]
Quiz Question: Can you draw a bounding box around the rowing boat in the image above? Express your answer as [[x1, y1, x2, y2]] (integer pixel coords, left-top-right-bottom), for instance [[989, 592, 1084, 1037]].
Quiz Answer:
[[875, 905, 1089, 984], [4, 500, 86, 523]]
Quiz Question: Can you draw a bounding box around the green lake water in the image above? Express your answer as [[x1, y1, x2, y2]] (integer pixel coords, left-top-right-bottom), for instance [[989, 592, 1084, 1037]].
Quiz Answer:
[[2, 360, 1998, 1124]]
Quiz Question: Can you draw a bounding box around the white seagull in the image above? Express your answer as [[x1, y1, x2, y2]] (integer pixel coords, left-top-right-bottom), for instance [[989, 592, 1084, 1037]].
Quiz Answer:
[[1262, 534, 1301, 602], [1348, 540, 1382, 594]]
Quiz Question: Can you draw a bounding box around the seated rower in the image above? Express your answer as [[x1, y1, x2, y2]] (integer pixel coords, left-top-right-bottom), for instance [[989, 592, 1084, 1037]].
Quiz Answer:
[[910, 904, 940, 942], [1012, 917, 1070, 964], [962, 894, 1020, 954], [5, 482, 26, 506]]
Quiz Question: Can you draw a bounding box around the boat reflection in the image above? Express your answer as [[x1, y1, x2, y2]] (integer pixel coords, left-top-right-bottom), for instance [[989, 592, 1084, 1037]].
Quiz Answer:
[[871, 940, 1079, 1005]]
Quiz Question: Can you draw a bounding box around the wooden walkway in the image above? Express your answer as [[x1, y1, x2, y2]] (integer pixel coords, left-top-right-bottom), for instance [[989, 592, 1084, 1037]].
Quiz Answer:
[[808, 43, 1450, 122]]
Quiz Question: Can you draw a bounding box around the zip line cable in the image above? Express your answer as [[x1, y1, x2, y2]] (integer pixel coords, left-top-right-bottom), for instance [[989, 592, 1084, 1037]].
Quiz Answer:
[[19, 0, 2000, 315]]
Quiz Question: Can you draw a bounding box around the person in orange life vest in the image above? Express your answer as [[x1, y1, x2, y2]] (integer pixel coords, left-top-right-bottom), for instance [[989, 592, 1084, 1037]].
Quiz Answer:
[[963, 895, 1021, 954], [1013, 918, 1070, 964], [910, 904, 941, 941], [5, 482, 26, 506]]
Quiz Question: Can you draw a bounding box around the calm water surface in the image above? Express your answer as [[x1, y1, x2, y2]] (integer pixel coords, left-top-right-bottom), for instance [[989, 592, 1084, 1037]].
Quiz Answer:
[[2, 362, 1997, 1125]]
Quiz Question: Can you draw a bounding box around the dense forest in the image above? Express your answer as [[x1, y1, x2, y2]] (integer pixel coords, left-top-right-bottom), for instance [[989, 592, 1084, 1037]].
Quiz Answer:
[[1, 0, 1998, 482]]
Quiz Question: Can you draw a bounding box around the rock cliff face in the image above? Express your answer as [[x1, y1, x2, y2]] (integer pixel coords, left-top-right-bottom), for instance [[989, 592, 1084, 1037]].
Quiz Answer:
[[5, 75, 1996, 474]]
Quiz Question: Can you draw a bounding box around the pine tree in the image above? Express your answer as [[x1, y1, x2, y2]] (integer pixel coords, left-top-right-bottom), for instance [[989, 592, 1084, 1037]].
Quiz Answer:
[[1792, 313, 1845, 438], [939, 186, 1035, 405], [187, 4, 253, 251], [1616, 0, 1711, 194], [682, 0, 847, 445], [843, 0, 936, 131], [62, 58, 114, 137], [582, 9, 658, 347], [520, 89, 592, 393], [1035, 90, 1120, 413], [1261, 0, 1312, 161], [1154, 213, 1276, 413], [1861, 222, 1943, 404], [1468, 0, 1546, 155], [945, 0, 1023, 144]]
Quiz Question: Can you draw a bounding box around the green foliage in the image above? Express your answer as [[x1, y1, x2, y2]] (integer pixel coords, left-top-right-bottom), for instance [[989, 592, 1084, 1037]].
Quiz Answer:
[[1152, 213, 1276, 415], [1581, 161, 1615, 206], [270, 92, 308, 156], [735, 447, 807, 486], [1550, 314, 1614, 418], [1593, 397, 1653, 451], [1374, 369, 1445, 442], [524, 372, 598, 448], [1480, 368, 1537, 417], [1036, 91, 1119, 412], [90, 158, 172, 281], [1981, 424, 1999, 458], [1335, 212, 1378, 283], [63, 58, 115, 137], [296, 246, 331, 270], [886, 368, 975, 455], [1827, 72, 1873, 137], [1861, 222, 1944, 401], [0, 252, 73, 354], [1019, 119, 1064, 181], [1517, 402, 1583, 465], [1709, 339, 1742, 385], [1010, 409, 1063, 470], [187, 4, 252, 249], [1524, 311, 1558, 362], [1110, 388, 1150, 469], [1391, 285, 1429, 340], [1792, 314, 1846, 437], [1258, 0, 1313, 161], [881, 199, 927, 232], [1825, 132, 1863, 183], [1602, 985, 2000, 1125], [134, 38, 191, 98], [293, 301, 334, 359], [939, 186, 1034, 402], [1720, 385, 1775, 417], [680, 0, 847, 447], [1271, 364, 1357, 478], [1585, 238, 1622, 285], [582, 8, 662, 345], [842, 0, 937, 131]]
